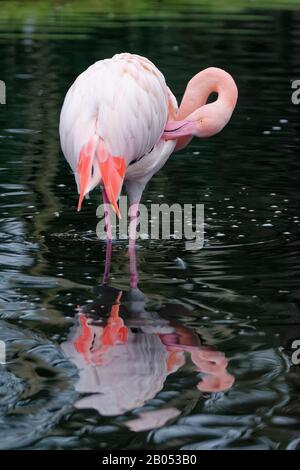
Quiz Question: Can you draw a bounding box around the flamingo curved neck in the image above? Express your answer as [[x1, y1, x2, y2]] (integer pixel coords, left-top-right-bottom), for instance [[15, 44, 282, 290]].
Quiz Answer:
[[175, 67, 238, 150]]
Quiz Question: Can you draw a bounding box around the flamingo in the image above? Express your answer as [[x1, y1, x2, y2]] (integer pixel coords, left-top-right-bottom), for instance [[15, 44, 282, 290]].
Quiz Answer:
[[59, 53, 237, 257]]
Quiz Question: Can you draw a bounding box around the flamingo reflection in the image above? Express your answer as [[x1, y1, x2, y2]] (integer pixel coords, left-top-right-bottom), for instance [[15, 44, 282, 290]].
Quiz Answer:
[[61, 248, 234, 420]]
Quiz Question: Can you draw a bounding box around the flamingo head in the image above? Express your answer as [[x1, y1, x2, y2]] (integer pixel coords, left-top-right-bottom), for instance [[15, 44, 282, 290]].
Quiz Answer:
[[162, 67, 238, 148]]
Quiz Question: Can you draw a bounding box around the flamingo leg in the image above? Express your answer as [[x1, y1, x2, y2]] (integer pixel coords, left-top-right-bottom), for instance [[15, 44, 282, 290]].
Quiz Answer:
[[103, 188, 112, 240], [102, 188, 113, 285], [128, 202, 139, 289], [129, 241, 138, 289], [102, 239, 112, 285]]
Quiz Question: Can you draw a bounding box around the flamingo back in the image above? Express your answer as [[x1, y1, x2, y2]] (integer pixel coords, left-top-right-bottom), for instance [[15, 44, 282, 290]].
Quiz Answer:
[[59, 53, 170, 181]]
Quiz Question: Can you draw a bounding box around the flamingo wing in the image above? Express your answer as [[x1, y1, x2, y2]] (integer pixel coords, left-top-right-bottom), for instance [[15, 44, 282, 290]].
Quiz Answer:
[[59, 53, 171, 210]]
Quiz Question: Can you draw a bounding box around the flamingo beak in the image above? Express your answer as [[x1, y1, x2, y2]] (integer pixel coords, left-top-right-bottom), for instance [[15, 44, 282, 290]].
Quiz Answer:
[[162, 119, 195, 140]]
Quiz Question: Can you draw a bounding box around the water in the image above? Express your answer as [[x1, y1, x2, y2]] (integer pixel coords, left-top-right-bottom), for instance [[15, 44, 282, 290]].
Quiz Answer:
[[0, 0, 300, 450]]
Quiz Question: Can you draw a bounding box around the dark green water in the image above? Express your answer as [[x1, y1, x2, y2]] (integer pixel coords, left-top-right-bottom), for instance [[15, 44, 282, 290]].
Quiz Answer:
[[1, 0, 300, 450]]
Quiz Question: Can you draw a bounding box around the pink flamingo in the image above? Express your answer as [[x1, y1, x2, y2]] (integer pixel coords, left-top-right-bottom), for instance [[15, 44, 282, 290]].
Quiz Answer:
[[59, 53, 237, 275]]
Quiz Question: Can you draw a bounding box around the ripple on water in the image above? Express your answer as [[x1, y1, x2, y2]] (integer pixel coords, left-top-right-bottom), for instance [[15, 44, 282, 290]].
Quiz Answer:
[[149, 348, 290, 449], [0, 320, 77, 450]]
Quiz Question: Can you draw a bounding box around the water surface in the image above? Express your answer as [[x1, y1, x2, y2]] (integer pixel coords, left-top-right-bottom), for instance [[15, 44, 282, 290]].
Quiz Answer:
[[0, 0, 300, 450]]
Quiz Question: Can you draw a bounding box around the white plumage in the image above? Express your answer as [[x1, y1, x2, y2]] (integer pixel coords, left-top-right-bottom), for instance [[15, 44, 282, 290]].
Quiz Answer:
[[59, 53, 177, 204]]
